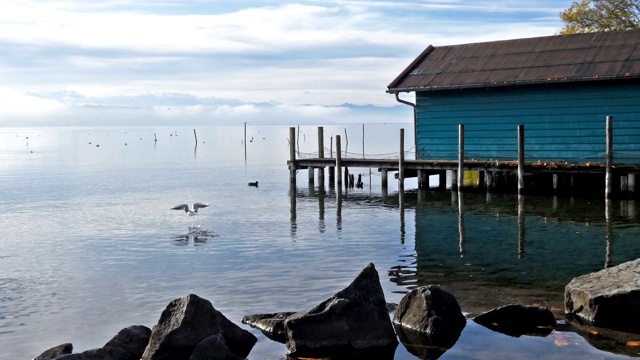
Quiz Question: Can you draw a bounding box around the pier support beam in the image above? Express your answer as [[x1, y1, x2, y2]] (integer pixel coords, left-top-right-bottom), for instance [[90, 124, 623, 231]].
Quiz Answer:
[[289, 127, 296, 185], [439, 171, 447, 191], [485, 171, 494, 192], [399, 129, 405, 193], [336, 135, 342, 190], [630, 174, 636, 196], [318, 126, 325, 186], [381, 169, 388, 193], [457, 125, 464, 192], [606, 116, 613, 199], [518, 124, 525, 195], [418, 170, 429, 189]]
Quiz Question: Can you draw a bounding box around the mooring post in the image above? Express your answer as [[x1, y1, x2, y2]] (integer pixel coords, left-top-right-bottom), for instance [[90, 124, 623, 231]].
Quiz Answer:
[[308, 166, 314, 184], [629, 174, 636, 195], [451, 170, 458, 190], [439, 171, 446, 191], [318, 126, 325, 186], [518, 124, 525, 195], [606, 116, 613, 199], [336, 134, 342, 190], [289, 127, 296, 185], [399, 129, 405, 192], [621, 174, 629, 194], [457, 125, 464, 192], [485, 171, 493, 192], [553, 174, 559, 194]]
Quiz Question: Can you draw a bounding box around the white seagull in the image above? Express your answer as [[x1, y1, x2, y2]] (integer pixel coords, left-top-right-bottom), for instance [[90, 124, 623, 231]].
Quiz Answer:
[[171, 203, 209, 217]]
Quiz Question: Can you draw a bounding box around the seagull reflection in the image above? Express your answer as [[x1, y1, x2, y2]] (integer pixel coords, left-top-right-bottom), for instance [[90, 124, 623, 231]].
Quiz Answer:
[[173, 227, 217, 246]]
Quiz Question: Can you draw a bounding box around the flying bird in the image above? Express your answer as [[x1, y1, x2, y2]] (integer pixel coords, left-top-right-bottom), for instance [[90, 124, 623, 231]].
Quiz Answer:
[[171, 203, 209, 217]]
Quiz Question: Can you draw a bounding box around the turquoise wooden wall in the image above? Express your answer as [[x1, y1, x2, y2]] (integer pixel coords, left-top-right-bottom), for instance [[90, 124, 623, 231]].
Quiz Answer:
[[415, 81, 640, 164]]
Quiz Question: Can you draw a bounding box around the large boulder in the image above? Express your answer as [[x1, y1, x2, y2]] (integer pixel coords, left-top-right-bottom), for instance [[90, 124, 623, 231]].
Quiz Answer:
[[104, 325, 152, 360], [141, 294, 257, 360], [393, 285, 466, 341], [473, 304, 556, 337], [283, 263, 398, 358], [565, 258, 640, 332], [34, 343, 73, 360]]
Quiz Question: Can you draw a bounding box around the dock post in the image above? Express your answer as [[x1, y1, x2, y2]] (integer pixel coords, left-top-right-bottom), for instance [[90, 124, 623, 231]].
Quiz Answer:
[[518, 124, 525, 195], [451, 170, 458, 190], [629, 174, 636, 196], [289, 127, 296, 185], [399, 129, 405, 192], [606, 116, 613, 199], [328, 135, 334, 186], [336, 135, 342, 190], [381, 169, 388, 194], [485, 171, 493, 192], [553, 174, 559, 194], [457, 125, 464, 192], [621, 175, 629, 194], [439, 171, 446, 191], [318, 126, 325, 186], [309, 167, 315, 184], [418, 170, 429, 189]]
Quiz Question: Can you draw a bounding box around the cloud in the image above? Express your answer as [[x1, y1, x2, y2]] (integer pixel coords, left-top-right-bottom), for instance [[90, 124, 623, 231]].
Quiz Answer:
[[0, 0, 574, 125]]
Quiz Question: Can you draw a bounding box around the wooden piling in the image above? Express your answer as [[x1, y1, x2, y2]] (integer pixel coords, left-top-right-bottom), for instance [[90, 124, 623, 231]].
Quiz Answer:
[[399, 129, 405, 192], [606, 116, 613, 199], [289, 127, 296, 185], [439, 171, 446, 191], [309, 167, 314, 184], [518, 124, 525, 195], [381, 168, 388, 193], [630, 174, 636, 195], [457, 125, 464, 192], [318, 126, 324, 185], [336, 135, 342, 190]]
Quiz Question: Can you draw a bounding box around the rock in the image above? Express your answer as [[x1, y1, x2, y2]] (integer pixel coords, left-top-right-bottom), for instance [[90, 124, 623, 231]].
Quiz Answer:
[[189, 334, 245, 360], [141, 294, 257, 360], [564, 316, 640, 357], [565, 258, 640, 332], [283, 263, 398, 358], [241, 312, 295, 343], [34, 343, 73, 360], [55, 347, 120, 360], [104, 325, 152, 360], [473, 304, 556, 337], [393, 285, 466, 343]]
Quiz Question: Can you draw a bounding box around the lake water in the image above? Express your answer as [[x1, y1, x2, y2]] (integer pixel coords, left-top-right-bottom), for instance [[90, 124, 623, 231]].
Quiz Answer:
[[2, 124, 640, 359]]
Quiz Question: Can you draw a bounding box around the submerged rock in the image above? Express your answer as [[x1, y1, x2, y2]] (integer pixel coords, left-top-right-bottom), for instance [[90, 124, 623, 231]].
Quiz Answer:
[[473, 304, 556, 337], [34, 343, 73, 360], [241, 312, 295, 343], [141, 294, 257, 360], [284, 263, 398, 358], [565, 258, 640, 333]]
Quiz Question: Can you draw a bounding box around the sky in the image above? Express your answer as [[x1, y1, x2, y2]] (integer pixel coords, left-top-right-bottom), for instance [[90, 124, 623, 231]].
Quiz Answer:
[[0, 0, 575, 127]]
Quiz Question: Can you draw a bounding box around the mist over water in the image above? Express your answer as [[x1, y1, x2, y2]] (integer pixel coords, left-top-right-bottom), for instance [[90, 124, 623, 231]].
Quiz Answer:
[[1, 124, 638, 359]]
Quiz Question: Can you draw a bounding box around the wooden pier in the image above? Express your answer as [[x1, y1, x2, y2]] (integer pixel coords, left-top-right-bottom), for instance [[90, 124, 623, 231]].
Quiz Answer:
[[287, 121, 640, 199]]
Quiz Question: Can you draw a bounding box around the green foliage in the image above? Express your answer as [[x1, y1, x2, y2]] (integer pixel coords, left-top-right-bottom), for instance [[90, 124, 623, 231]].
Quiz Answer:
[[558, 0, 640, 34]]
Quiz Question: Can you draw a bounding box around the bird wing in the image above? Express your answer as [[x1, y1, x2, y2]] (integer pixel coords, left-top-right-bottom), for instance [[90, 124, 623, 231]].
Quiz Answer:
[[193, 203, 209, 212], [171, 204, 189, 213]]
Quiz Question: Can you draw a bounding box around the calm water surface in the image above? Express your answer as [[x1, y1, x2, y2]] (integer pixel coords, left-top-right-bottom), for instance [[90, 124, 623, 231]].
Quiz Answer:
[[1, 124, 640, 359]]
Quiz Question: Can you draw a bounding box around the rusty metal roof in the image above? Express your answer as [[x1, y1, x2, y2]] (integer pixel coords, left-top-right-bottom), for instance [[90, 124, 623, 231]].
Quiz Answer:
[[387, 30, 640, 93]]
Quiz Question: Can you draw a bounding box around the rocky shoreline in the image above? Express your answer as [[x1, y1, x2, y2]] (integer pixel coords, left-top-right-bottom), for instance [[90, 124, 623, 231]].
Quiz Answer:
[[35, 260, 640, 359]]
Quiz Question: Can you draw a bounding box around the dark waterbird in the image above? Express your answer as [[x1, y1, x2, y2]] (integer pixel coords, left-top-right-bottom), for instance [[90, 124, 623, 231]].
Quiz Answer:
[[248, 181, 259, 187]]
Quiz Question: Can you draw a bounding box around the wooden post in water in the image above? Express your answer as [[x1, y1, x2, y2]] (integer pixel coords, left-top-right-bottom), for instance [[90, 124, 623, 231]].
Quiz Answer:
[[629, 174, 636, 196], [518, 124, 525, 195], [399, 129, 405, 192], [336, 135, 342, 190], [328, 136, 335, 186], [289, 127, 296, 185], [244, 122, 247, 160], [318, 126, 325, 186], [606, 116, 613, 199], [457, 125, 464, 192]]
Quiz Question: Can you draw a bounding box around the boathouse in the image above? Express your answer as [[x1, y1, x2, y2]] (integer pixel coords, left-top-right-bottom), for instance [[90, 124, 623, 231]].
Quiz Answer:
[[387, 30, 640, 165]]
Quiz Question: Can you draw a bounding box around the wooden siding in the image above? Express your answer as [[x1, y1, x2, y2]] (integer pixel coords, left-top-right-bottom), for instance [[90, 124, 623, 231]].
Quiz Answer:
[[416, 81, 640, 164]]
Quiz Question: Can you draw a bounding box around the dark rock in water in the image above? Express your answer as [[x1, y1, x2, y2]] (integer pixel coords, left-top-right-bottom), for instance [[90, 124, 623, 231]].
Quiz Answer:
[[284, 263, 398, 358], [189, 334, 245, 360], [393, 285, 466, 343], [34, 343, 73, 360], [141, 294, 257, 360], [104, 325, 152, 360], [241, 312, 296, 343], [55, 347, 120, 359], [565, 258, 640, 333], [473, 304, 556, 337]]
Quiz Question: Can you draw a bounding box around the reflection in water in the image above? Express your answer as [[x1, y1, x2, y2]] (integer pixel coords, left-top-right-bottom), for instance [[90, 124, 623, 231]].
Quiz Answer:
[[518, 195, 525, 259], [290, 187, 297, 239], [173, 227, 217, 245], [606, 199, 613, 269], [458, 192, 465, 256], [400, 190, 405, 245], [336, 186, 342, 232], [318, 186, 326, 234]]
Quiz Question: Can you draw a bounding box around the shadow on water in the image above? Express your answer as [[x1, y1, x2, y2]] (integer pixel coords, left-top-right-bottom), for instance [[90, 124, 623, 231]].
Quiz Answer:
[[291, 185, 640, 359]]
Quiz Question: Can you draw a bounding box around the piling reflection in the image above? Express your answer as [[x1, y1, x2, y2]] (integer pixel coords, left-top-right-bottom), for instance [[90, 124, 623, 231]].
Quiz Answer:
[[458, 192, 465, 256], [605, 198, 613, 269], [518, 195, 525, 259], [290, 186, 297, 238]]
